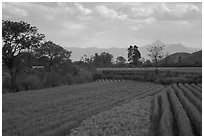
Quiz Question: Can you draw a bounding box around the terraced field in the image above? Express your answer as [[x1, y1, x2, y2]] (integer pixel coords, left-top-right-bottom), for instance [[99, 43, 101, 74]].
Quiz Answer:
[[3, 81, 164, 136], [152, 83, 202, 136]]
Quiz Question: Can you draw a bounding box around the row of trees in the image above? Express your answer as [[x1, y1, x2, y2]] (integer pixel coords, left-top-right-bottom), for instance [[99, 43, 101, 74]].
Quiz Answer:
[[78, 44, 164, 70]]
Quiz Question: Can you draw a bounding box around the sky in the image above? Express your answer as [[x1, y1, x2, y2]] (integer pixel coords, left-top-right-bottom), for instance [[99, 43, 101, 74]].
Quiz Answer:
[[2, 2, 202, 49]]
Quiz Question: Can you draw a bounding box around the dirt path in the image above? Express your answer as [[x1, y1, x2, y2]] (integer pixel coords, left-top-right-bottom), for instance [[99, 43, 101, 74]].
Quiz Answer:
[[70, 96, 153, 136]]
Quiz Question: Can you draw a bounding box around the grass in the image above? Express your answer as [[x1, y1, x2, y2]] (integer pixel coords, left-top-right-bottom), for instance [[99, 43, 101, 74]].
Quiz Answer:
[[3, 81, 162, 136]]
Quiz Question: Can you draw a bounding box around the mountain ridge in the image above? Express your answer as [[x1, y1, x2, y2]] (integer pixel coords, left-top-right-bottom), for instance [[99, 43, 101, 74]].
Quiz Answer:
[[66, 40, 201, 61]]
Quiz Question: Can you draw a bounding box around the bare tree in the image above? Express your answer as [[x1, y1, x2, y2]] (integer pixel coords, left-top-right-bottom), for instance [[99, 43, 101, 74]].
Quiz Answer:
[[147, 45, 164, 73]]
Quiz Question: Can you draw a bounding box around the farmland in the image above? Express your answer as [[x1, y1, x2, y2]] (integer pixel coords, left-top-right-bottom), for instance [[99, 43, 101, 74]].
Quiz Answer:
[[97, 67, 202, 73], [152, 83, 202, 136], [2, 80, 202, 136], [95, 67, 202, 84], [3, 81, 164, 136]]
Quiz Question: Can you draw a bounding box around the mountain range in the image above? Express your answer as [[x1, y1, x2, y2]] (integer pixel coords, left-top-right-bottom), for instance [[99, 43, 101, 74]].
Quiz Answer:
[[66, 40, 201, 61]]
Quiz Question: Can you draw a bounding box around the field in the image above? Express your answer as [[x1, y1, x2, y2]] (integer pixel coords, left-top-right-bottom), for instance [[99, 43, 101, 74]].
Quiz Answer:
[[152, 83, 202, 136], [2, 80, 202, 136], [2, 81, 164, 136], [95, 67, 202, 84], [97, 67, 202, 73]]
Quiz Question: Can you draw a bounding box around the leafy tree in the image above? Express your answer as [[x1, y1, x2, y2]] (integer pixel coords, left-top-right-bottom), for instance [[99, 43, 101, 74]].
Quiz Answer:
[[147, 45, 164, 73], [36, 40, 71, 72], [2, 20, 45, 91], [80, 54, 93, 64], [93, 52, 113, 67], [127, 45, 141, 66], [128, 45, 133, 62], [116, 56, 126, 64]]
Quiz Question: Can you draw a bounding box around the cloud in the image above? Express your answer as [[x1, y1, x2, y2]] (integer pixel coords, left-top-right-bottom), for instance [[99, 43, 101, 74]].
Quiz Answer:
[[62, 21, 86, 31], [2, 2, 201, 49], [155, 3, 201, 22], [95, 5, 127, 20], [118, 3, 201, 23], [74, 3, 92, 15], [3, 3, 29, 17], [130, 7, 154, 18]]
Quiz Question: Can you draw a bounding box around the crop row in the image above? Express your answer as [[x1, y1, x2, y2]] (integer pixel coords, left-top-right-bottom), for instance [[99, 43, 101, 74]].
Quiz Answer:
[[152, 83, 202, 136]]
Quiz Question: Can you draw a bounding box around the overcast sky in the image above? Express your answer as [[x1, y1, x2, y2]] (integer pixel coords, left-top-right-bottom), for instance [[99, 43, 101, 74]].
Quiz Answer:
[[2, 2, 202, 49]]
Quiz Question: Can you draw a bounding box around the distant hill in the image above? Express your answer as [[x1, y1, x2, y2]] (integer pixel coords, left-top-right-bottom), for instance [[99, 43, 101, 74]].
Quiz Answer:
[[182, 50, 202, 66], [66, 40, 201, 61], [159, 50, 202, 66]]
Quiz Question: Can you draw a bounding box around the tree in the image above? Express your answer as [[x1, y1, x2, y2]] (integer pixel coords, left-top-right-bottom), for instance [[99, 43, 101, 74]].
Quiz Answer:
[[36, 40, 71, 72], [93, 52, 113, 67], [2, 20, 45, 91], [116, 56, 126, 64], [127, 45, 141, 66], [147, 45, 164, 73]]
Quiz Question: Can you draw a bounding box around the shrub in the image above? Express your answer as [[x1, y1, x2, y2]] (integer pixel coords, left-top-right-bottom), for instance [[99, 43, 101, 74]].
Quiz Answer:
[[43, 73, 62, 87], [63, 73, 74, 85], [93, 72, 103, 81], [17, 74, 42, 91], [2, 75, 11, 93]]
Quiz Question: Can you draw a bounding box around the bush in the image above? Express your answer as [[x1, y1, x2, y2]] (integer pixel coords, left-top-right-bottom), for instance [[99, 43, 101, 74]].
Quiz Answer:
[[72, 69, 93, 84], [2, 75, 11, 93], [43, 72, 62, 87], [63, 73, 74, 85], [17, 74, 42, 91]]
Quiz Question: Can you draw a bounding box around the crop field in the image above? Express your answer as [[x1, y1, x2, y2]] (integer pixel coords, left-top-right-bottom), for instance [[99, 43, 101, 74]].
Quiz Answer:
[[95, 67, 202, 84], [152, 83, 202, 136], [97, 67, 202, 73], [3, 81, 164, 136]]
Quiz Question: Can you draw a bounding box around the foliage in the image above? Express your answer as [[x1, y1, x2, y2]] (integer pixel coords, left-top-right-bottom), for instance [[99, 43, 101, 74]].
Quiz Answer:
[[127, 45, 141, 66], [36, 40, 71, 72], [92, 52, 113, 67], [17, 74, 42, 91], [2, 20, 45, 91], [116, 56, 126, 64]]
